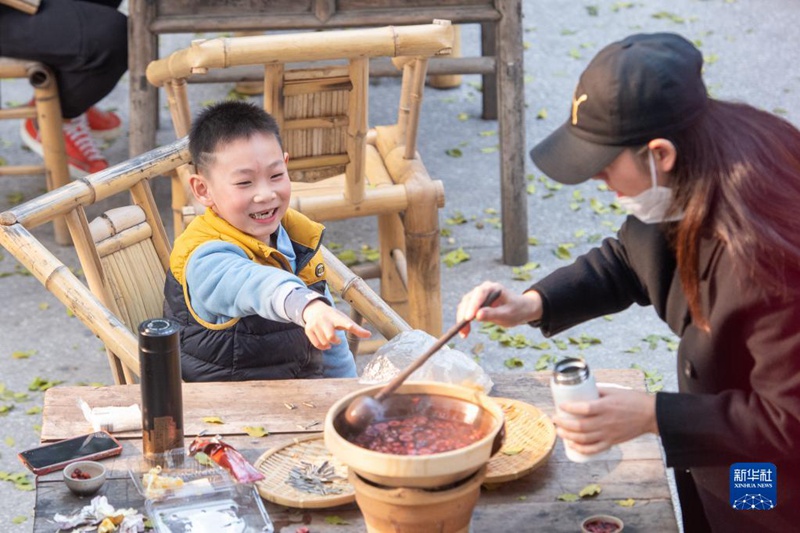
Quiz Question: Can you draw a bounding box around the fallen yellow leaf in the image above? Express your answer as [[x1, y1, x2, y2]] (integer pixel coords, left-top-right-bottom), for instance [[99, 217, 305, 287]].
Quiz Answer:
[[243, 426, 269, 438], [579, 483, 602, 498]]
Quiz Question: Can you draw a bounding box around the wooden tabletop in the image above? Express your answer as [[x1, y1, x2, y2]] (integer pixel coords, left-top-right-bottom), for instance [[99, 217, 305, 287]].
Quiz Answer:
[[33, 370, 678, 532]]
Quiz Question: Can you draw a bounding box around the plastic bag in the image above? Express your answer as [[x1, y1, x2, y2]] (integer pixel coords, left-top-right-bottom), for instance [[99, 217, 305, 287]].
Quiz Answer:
[[359, 330, 494, 394]]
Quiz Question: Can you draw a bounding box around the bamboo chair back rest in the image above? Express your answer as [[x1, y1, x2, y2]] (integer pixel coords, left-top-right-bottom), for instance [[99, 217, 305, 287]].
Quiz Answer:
[[147, 21, 454, 235], [0, 138, 189, 385], [0, 57, 71, 244], [88, 205, 167, 334], [147, 22, 452, 335], [270, 64, 354, 184]]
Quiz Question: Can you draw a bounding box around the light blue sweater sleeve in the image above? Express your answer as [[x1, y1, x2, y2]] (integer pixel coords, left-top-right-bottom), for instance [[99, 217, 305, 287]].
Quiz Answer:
[[185, 240, 305, 324], [184, 233, 357, 378], [322, 285, 358, 378]]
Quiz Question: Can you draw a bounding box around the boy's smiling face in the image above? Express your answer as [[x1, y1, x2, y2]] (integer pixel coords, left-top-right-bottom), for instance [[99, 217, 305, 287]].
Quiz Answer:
[[190, 132, 291, 243]]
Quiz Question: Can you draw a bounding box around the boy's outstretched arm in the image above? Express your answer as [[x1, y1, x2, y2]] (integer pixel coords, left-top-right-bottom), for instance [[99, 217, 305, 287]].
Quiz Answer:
[[302, 300, 371, 351], [186, 242, 321, 324]]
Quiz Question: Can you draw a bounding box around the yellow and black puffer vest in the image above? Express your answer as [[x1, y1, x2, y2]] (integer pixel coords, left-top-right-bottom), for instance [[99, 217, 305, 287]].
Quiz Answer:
[[164, 208, 328, 381]]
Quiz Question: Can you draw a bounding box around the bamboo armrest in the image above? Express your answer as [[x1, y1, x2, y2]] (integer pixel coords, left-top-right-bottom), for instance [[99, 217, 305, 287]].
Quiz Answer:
[[321, 246, 411, 341], [0, 57, 41, 77], [0, 0, 40, 15], [0, 138, 190, 230]]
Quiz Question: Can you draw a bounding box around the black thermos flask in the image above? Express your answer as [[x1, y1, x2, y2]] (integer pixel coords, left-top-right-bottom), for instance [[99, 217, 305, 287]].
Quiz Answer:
[[138, 318, 184, 458]]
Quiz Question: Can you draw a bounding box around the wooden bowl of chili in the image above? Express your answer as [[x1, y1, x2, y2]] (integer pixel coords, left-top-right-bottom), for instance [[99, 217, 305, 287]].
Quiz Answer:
[[325, 381, 505, 488]]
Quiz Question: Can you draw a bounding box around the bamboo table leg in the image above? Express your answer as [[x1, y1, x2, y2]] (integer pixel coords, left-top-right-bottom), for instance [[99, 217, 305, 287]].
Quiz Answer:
[[481, 22, 498, 121], [32, 81, 70, 246], [498, 0, 528, 266], [128, 0, 159, 157]]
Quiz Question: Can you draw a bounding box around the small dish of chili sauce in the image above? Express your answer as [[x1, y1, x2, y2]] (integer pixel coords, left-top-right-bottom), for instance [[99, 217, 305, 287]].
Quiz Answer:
[[581, 515, 624, 533]]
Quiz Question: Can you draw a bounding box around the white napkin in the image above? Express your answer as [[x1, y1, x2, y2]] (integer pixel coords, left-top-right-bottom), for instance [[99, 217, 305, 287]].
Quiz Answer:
[[78, 399, 142, 433]]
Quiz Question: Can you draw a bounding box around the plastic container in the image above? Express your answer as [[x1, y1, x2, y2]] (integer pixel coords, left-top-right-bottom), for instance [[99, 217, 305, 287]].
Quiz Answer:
[[128, 450, 274, 533], [146, 482, 273, 533], [128, 449, 230, 501]]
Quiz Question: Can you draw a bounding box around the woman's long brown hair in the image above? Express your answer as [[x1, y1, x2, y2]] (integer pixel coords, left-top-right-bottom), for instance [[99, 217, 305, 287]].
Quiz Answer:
[[667, 100, 800, 329]]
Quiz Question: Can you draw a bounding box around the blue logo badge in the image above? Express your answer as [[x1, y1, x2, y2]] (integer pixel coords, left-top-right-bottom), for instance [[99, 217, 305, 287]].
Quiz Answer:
[[730, 463, 777, 510]]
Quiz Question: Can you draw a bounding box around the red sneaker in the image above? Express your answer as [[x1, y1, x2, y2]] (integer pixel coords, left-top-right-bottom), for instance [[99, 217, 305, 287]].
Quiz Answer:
[[85, 106, 123, 141], [21, 115, 109, 179], [24, 100, 122, 141]]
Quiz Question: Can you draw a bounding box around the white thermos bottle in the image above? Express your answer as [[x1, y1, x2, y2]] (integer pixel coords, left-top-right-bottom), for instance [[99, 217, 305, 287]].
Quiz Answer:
[[550, 357, 599, 463]]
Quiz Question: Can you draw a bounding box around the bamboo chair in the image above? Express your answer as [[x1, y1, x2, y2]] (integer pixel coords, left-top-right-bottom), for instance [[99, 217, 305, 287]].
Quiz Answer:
[[146, 21, 454, 336], [0, 138, 411, 385], [0, 57, 71, 245]]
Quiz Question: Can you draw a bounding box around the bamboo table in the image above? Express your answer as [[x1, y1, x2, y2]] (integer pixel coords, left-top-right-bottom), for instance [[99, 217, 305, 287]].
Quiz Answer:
[[32, 370, 677, 532], [128, 0, 529, 266]]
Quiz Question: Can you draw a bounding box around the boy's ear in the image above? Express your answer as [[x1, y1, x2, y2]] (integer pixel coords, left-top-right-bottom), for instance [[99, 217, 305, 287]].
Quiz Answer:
[[284, 152, 290, 165], [188, 173, 215, 208]]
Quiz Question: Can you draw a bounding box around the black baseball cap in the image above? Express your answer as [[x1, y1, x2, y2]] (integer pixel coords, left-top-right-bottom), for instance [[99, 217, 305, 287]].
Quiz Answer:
[[530, 32, 708, 184]]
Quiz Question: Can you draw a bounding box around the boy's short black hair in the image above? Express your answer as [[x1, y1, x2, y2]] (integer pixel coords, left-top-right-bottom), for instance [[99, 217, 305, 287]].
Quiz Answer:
[[189, 100, 283, 174]]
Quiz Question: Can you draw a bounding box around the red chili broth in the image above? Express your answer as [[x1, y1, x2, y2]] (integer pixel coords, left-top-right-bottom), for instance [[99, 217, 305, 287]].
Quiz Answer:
[[349, 414, 486, 455], [583, 519, 621, 533]]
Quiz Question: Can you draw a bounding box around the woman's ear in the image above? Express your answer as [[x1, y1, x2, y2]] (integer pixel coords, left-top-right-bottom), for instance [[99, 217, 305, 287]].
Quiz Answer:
[[648, 138, 677, 174], [189, 174, 214, 208]]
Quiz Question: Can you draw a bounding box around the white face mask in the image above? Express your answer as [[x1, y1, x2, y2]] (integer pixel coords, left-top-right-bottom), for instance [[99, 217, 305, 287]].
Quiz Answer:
[[616, 150, 682, 223]]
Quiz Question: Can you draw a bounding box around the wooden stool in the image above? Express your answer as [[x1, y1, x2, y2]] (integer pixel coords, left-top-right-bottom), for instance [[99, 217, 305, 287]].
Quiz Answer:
[[0, 57, 70, 245]]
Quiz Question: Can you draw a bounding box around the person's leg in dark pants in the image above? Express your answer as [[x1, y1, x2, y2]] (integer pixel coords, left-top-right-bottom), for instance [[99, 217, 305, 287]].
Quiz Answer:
[[0, 0, 127, 176], [0, 0, 127, 117]]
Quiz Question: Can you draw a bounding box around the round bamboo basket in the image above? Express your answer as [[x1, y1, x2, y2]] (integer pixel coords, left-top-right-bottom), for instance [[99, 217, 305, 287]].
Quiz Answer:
[[253, 435, 354, 509], [485, 398, 556, 483]]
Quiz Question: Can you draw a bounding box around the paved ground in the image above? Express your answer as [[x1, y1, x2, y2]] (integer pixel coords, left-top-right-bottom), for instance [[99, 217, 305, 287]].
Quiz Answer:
[[1, 0, 799, 530]]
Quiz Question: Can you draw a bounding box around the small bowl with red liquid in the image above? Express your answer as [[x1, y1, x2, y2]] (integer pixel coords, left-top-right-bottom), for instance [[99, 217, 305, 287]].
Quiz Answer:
[[325, 381, 505, 488], [581, 514, 624, 533], [63, 460, 107, 496]]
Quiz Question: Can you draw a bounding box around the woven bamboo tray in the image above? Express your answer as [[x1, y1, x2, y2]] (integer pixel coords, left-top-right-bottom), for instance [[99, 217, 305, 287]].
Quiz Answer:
[[254, 435, 355, 509], [485, 397, 556, 483]]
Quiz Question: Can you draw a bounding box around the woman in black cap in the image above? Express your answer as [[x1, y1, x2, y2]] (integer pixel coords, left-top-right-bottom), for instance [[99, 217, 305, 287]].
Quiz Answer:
[[457, 33, 800, 532]]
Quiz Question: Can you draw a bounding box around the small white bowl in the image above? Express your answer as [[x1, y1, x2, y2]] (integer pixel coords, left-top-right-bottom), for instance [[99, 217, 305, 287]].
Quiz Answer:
[[63, 461, 107, 496]]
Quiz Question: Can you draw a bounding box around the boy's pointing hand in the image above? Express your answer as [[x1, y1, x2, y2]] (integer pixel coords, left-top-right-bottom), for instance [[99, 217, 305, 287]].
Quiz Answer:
[[302, 300, 371, 350]]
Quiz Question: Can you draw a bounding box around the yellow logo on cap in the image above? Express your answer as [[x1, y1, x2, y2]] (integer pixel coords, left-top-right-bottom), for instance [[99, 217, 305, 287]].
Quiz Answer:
[[572, 93, 588, 125]]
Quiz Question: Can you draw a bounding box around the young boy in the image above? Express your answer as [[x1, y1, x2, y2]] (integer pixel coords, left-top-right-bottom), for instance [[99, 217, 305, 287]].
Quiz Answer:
[[164, 101, 370, 381]]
